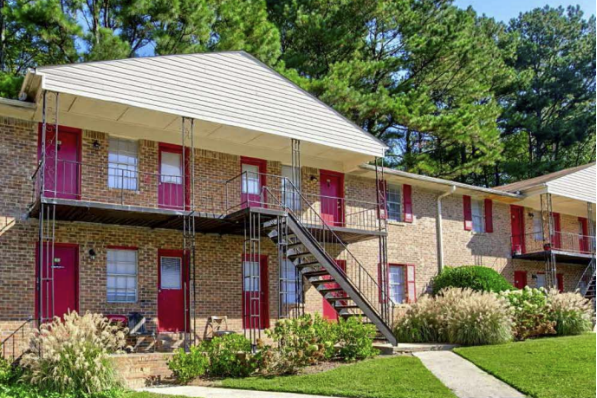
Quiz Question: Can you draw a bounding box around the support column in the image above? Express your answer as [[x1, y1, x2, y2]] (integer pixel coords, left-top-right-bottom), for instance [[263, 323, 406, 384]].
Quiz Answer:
[[540, 193, 557, 289], [375, 157, 390, 322]]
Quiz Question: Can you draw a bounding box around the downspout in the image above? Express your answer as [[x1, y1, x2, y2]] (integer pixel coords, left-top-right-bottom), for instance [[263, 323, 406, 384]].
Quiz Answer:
[[436, 185, 456, 275]]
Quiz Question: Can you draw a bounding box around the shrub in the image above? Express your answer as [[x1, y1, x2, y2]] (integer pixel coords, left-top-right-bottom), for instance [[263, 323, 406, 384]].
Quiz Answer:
[[547, 290, 594, 336], [441, 288, 513, 346], [395, 288, 513, 346], [432, 266, 513, 295], [168, 346, 208, 383], [500, 287, 555, 340], [335, 317, 378, 361], [21, 312, 126, 395], [202, 334, 254, 378], [394, 296, 449, 343], [264, 315, 329, 374]]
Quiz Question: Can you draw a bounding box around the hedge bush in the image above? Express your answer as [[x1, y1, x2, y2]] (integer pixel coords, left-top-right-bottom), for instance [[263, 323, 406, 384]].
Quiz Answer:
[[432, 266, 513, 295], [500, 287, 555, 340], [168, 346, 208, 383]]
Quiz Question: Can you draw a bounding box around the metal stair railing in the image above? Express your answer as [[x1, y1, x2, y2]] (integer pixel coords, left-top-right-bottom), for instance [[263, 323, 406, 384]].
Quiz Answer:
[[1, 318, 35, 362], [262, 181, 396, 344], [576, 257, 596, 297]]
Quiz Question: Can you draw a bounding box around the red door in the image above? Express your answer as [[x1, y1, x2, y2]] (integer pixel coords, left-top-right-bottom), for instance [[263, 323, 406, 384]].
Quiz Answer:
[[38, 124, 81, 199], [322, 260, 347, 321], [158, 144, 187, 210], [551, 213, 561, 249], [157, 249, 189, 332], [514, 271, 527, 289], [240, 157, 267, 208], [320, 170, 344, 227], [36, 244, 78, 321], [557, 274, 564, 292], [510, 205, 525, 254], [242, 255, 269, 329]]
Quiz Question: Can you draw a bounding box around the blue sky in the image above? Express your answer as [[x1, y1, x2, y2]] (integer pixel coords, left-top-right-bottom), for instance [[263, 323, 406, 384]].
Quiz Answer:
[[454, 0, 596, 22]]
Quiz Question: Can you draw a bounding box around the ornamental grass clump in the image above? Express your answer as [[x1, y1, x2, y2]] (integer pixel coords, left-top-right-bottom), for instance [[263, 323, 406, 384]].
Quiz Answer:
[[394, 288, 513, 346], [547, 290, 594, 336], [21, 312, 127, 395], [441, 288, 513, 346]]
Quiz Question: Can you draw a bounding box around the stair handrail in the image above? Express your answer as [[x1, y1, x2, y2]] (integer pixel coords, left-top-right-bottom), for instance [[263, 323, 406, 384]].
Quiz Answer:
[[263, 179, 393, 324], [1, 317, 34, 361], [576, 257, 596, 296]]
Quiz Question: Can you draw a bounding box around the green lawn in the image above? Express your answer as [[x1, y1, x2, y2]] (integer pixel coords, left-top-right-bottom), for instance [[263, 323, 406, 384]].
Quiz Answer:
[[455, 334, 596, 398], [221, 356, 456, 398], [124, 392, 190, 398]]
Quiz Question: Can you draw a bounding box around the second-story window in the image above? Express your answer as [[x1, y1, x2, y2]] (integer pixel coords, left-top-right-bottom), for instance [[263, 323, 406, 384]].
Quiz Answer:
[[108, 137, 138, 190], [386, 184, 402, 222], [471, 199, 485, 233]]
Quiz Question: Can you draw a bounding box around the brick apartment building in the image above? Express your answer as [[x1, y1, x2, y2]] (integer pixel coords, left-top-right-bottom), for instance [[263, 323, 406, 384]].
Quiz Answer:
[[1, 52, 595, 357]]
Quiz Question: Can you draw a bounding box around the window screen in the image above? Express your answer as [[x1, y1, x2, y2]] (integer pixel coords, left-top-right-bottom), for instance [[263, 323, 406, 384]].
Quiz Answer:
[[386, 184, 401, 221], [160, 257, 182, 289]]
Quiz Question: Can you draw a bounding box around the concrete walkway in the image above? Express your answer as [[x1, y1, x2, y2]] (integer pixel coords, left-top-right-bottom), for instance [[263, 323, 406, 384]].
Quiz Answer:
[[414, 351, 526, 398], [139, 386, 341, 398]]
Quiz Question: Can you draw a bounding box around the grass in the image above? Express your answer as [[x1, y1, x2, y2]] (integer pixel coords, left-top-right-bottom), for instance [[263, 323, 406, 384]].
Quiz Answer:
[[455, 334, 596, 398], [221, 356, 456, 398]]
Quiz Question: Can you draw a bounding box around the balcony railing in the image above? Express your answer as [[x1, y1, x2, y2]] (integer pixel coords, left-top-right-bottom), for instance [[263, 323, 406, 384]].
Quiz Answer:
[[511, 231, 596, 256], [31, 161, 385, 232]]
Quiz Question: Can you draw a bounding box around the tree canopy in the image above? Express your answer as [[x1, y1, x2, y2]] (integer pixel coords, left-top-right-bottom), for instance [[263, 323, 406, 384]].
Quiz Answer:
[[0, 0, 594, 186]]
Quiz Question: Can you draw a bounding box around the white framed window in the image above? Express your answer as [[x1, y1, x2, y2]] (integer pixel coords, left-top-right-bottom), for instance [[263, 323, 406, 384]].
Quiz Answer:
[[386, 184, 402, 222], [107, 249, 137, 303], [281, 165, 300, 211], [241, 164, 261, 195], [389, 265, 405, 304], [108, 137, 138, 190], [243, 260, 260, 292], [533, 211, 543, 240], [535, 273, 546, 289], [471, 199, 485, 233], [160, 152, 183, 184], [280, 259, 301, 304]]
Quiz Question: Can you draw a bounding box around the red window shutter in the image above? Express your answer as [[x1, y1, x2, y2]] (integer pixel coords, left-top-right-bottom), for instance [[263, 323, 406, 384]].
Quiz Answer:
[[463, 195, 472, 231], [557, 274, 564, 293], [406, 264, 416, 303], [403, 184, 413, 223], [484, 199, 493, 233]]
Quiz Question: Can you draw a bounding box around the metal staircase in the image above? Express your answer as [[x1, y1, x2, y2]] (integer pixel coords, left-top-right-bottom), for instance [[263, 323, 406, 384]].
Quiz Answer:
[[264, 183, 397, 346], [577, 257, 596, 300]]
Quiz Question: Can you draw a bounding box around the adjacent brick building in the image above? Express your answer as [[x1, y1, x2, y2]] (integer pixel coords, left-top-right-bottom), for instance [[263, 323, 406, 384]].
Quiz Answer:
[[1, 52, 595, 356]]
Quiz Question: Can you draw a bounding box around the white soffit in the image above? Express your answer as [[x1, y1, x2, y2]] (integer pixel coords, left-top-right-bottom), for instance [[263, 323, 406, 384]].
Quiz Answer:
[[33, 51, 387, 158]]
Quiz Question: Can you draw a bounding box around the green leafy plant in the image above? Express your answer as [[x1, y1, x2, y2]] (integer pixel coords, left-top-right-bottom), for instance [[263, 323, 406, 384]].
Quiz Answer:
[[168, 346, 208, 384], [395, 288, 513, 346], [336, 317, 378, 361], [547, 290, 594, 336], [432, 266, 513, 295], [20, 312, 127, 395], [500, 287, 555, 340], [202, 334, 254, 378]]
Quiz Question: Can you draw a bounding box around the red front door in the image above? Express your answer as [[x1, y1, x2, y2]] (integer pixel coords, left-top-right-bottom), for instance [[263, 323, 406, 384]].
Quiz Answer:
[[514, 271, 527, 289], [510, 205, 525, 254], [157, 249, 189, 332], [36, 244, 78, 321], [240, 157, 267, 208], [320, 170, 344, 227], [242, 255, 269, 329], [551, 213, 561, 249], [579, 217, 589, 253], [158, 144, 186, 210], [38, 124, 81, 199], [322, 260, 347, 321]]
